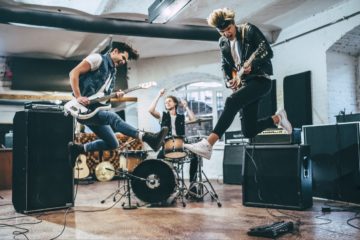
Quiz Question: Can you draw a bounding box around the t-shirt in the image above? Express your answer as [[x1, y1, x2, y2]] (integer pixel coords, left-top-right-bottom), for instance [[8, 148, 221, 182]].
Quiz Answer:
[[85, 53, 103, 71]]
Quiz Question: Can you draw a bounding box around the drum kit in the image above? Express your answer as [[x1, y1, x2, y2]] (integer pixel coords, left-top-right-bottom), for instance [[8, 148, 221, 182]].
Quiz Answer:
[[99, 134, 222, 208]]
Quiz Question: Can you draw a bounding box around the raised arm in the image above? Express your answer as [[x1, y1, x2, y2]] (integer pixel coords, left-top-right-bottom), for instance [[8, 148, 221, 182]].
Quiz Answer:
[[181, 99, 196, 121], [148, 88, 165, 119]]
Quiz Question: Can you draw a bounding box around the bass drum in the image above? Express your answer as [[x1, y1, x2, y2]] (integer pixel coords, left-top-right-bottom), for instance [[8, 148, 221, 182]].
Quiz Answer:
[[131, 159, 177, 203]]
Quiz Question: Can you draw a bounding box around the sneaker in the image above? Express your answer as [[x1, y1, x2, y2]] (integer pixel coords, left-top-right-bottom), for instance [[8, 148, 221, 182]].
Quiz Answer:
[[143, 127, 169, 151], [184, 139, 212, 160], [68, 142, 85, 167], [275, 109, 293, 134]]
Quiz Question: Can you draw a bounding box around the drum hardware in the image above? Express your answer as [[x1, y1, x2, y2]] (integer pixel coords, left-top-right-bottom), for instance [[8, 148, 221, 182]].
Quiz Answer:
[[187, 156, 222, 207], [101, 168, 147, 209]]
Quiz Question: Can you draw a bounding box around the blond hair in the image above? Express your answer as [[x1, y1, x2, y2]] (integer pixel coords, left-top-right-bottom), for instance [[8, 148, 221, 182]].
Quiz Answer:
[[207, 8, 235, 28]]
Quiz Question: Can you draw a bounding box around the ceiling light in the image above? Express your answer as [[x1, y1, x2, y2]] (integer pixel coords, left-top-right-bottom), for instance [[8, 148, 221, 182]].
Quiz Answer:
[[148, 0, 192, 24]]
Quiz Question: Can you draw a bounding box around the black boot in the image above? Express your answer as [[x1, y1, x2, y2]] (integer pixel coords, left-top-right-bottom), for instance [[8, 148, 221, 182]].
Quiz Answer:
[[68, 142, 85, 167], [143, 127, 169, 151]]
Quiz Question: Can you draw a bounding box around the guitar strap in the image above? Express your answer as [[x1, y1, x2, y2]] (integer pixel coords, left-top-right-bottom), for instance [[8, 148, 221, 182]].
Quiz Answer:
[[95, 74, 112, 96]]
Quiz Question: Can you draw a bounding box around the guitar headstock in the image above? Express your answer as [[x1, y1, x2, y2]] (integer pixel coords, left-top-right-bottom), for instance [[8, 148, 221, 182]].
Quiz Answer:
[[139, 81, 157, 89], [256, 41, 268, 59]]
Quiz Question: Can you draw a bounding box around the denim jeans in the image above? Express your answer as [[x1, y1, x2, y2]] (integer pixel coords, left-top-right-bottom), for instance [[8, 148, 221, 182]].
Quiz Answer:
[[213, 76, 276, 138], [78, 111, 138, 152]]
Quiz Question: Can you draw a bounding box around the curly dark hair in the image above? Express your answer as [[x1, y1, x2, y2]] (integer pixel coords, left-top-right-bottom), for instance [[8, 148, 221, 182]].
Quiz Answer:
[[111, 41, 139, 61], [166, 95, 179, 109]]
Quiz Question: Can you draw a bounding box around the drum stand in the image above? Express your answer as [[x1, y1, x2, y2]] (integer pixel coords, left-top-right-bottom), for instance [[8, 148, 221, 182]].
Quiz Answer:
[[172, 160, 188, 207], [100, 174, 127, 204], [188, 156, 222, 207], [101, 168, 141, 210]]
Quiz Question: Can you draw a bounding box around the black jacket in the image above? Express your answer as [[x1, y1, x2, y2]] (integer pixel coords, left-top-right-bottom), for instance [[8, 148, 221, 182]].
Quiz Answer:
[[219, 23, 273, 81]]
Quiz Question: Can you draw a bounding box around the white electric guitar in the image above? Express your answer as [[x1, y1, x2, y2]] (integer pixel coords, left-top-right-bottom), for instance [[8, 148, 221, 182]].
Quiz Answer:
[[64, 81, 157, 120]]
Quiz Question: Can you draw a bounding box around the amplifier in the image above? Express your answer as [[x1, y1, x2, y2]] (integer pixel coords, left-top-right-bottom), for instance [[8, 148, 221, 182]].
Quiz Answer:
[[250, 128, 301, 145], [224, 131, 246, 144], [243, 144, 312, 210], [24, 101, 64, 112]]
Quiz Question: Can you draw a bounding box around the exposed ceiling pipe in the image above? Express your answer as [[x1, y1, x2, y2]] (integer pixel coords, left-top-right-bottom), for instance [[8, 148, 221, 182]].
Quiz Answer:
[[0, 5, 219, 42]]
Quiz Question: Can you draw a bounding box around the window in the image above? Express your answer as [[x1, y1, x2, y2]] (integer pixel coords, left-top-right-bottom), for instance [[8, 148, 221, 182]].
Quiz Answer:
[[175, 81, 226, 138]]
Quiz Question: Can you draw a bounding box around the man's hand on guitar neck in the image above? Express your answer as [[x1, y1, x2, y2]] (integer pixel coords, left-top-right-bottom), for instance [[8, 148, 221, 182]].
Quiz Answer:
[[116, 90, 125, 98], [243, 61, 252, 74]]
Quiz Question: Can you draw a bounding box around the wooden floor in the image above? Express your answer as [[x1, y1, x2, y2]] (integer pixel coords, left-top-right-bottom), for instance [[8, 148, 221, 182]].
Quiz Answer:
[[0, 179, 359, 240]]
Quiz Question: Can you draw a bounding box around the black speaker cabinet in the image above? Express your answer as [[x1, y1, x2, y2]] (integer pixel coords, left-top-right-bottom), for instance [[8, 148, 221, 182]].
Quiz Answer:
[[243, 144, 312, 210], [284, 71, 312, 128], [12, 110, 74, 213], [303, 123, 360, 204], [223, 144, 246, 184]]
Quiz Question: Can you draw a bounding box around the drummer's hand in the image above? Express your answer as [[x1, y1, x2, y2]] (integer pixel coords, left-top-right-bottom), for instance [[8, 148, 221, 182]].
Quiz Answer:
[[180, 99, 188, 108], [116, 90, 125, 98], [159, 88, 166, 97]]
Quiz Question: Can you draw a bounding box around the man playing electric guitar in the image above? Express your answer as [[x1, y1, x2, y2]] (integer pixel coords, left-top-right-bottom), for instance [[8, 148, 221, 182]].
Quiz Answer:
[[185, 8, 293, 160], [68, 41, 168, 166]]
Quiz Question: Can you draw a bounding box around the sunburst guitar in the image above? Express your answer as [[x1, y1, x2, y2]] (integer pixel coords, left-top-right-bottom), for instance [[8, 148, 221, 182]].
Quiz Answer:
[[226, 41, 268, 90]]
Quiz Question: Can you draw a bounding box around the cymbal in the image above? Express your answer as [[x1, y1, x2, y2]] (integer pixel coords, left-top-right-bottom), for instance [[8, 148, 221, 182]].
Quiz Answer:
[[185, 118, 212, 125], [95, 161, 115, 182]]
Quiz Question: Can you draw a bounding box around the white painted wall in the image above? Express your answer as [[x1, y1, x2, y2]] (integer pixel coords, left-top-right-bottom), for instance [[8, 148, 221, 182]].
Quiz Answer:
[[272, 0, 360, 124], [327, 51, 357, 123]]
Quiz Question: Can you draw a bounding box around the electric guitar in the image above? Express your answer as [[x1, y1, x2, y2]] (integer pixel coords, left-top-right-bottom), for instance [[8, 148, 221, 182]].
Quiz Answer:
[[74, 154, 90, 179], [226, 41, 268, 90], [64, 81, 157, 120]]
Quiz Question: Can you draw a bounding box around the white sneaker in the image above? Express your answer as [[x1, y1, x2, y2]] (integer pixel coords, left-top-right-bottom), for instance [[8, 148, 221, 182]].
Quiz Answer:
[[184, 139, 212, 160], [275, 109, 293, 134]]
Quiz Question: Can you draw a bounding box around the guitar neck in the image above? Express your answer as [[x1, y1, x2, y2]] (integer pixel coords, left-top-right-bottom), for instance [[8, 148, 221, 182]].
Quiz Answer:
[[89, 86, 141, 104]]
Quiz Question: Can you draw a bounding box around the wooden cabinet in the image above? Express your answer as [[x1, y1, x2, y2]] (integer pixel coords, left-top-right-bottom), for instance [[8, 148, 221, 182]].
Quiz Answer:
[[0, 149, 12, 190]]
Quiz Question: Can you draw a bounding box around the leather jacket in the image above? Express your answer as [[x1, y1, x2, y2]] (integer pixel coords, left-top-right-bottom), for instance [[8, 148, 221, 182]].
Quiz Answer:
[[219, 23, 273, 81]]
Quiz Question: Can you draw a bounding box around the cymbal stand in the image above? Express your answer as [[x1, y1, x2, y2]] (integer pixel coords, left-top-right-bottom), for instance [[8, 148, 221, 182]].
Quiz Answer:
[[121, 170, 138, 210], [188, 156, 222, 207], [100, 170, 127, 204]]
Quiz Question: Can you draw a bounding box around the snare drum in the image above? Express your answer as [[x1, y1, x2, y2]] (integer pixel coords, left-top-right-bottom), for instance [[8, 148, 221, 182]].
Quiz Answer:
[[131, 159, 177, 203], [119, 150, 147, 172], [163, 136, 187, 159]]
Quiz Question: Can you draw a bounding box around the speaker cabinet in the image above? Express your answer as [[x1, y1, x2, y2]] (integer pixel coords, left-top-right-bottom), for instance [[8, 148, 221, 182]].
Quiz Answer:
[[243, 144, 312, 210], [303, 123, 360, 204], [284, 71, 312, 128], [12, 110, 74, 213], [223, 144, 246, 184]]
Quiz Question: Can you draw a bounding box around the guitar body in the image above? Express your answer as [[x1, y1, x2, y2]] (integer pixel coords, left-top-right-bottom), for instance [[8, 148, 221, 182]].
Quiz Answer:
[[64, 99, 111, 120], [74, 154, 90, 179], [226, 41, 267, 90]]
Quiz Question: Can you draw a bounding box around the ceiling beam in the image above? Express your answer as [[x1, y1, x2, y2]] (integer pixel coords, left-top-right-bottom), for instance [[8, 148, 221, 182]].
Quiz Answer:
[[0, 5, 219, 42]]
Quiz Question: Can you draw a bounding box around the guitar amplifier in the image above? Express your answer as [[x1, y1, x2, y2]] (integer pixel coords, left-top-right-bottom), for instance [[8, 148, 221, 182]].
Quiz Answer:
[[224, 131, 247, 144], [24, 101, 64, 112], [250, 128, 301, 145]]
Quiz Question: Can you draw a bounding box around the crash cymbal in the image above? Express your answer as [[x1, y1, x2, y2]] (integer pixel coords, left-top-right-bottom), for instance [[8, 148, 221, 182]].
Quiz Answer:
[[185, 118, 212, 125], [95, 161, 115, 182]]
